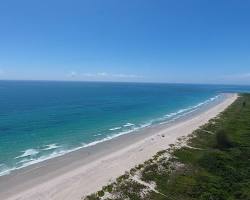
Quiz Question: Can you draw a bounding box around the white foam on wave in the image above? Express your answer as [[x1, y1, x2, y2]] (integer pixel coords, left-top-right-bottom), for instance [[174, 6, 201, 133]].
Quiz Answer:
[[163, 95, 220, 121], [109, 127, 122, 131], [1, 94, 222, 177], [43, 144, 60, 151], [94, 133, 102, 136], [15, 149, 39, 159], [17, 158, 35, 164], [160, 108, 200, 125], [81, 128, 140, 149], [1, 147, 88, 177], [0, 164, 11, 176], [79, 121, 163, 150], [0, 169, 10, 176], [139, 122, 152, 129], [123, 123, 135, 127]]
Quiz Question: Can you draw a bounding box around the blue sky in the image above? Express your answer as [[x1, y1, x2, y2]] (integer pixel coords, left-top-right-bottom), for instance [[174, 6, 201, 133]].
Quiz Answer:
[[0, 0, 250, 84]]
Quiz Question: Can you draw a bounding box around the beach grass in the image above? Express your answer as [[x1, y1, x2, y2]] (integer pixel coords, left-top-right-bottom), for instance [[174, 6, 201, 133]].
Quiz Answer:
[[84, 93, 250, 200]]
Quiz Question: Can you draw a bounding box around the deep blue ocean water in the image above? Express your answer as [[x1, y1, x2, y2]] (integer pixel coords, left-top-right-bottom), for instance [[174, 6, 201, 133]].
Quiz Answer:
[[0, 81, 250, 175]]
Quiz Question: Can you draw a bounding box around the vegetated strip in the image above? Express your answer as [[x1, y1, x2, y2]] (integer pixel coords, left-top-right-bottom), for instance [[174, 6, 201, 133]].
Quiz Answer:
[[84, 94, 250, 200]]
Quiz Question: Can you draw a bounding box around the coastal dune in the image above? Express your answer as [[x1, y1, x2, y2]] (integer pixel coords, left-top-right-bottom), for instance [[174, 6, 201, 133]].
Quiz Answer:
[[0, 93, 238, 200]]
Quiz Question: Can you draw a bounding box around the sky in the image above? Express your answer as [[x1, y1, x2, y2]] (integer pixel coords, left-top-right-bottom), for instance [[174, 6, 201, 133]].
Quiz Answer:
[[0, 0, 250, 84]]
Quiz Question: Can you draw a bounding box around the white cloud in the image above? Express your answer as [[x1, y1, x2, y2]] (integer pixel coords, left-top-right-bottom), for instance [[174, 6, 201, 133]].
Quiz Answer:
[[82, 73, 95, 77], [97, 72, 108, 77], [223, 72, 250, 80], [69, 71, 77, 77], [81, 72, 142, 79], [238, 73, 250, 78], [113, 73, 141, 78]]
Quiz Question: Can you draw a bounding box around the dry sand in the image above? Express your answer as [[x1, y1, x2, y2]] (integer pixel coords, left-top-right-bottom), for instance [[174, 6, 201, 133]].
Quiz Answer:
[[0, 93, 238, 200]]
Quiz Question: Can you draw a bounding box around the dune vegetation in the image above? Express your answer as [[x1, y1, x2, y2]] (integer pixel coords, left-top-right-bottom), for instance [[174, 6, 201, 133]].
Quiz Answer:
[[84, 94, 250, 200]]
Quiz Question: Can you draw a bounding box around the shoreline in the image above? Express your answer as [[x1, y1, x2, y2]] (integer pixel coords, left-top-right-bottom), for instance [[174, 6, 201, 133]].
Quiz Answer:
[[0, 93, 222, 177], [0, 93, 238, 200]]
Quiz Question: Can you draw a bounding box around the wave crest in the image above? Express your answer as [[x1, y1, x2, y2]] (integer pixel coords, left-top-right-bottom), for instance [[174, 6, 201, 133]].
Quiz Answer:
[[15, 149, 39, 159]]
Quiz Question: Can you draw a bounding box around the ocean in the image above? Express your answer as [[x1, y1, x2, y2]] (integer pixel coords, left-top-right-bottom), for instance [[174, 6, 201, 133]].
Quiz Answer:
[[0, 81, 249, 176]]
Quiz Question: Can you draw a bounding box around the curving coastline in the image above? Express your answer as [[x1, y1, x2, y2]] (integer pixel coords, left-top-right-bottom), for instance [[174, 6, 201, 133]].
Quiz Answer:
[[0, 93, 238, 200], [0, 93, 222, 177]]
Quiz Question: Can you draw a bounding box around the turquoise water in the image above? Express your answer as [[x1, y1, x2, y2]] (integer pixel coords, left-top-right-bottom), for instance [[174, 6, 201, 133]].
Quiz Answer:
[[0, 81, 249, 175]]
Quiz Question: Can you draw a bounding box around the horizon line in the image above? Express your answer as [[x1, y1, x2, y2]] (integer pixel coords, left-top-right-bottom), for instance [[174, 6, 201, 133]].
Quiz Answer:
[[0, 79, 250, 87]]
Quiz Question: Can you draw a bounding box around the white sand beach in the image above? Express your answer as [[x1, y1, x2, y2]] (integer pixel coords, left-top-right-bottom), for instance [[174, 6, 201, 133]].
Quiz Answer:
[[0, 93, 238, 200]]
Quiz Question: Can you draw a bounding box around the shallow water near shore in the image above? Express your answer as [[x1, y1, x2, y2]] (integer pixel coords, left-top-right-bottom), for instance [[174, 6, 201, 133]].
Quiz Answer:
[[0, 81, 249, 176]]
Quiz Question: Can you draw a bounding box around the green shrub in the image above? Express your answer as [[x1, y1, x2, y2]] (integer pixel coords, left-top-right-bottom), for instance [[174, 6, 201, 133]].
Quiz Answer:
[[84, 194, 100, 200], [215, 129, 233, 150], [84, 94, 250, 200], [242, 101, 246, 107], [97, 190, 104, 197]]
